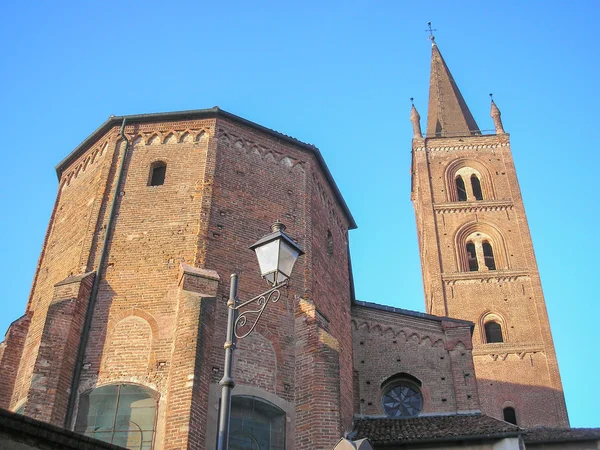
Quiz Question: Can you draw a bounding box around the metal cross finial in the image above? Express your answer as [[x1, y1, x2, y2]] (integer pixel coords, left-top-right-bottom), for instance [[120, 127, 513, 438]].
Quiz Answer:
[[426, 21, 437, 41], [410, 97, 414, 105]]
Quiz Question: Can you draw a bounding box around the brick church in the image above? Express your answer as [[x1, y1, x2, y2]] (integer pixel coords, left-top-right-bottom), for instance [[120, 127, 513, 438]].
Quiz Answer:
[[1, 38, 598, 450]]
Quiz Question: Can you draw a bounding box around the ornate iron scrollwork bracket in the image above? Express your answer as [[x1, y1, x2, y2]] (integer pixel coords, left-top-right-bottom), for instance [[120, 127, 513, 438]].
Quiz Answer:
[[232, 280, 288, 339]]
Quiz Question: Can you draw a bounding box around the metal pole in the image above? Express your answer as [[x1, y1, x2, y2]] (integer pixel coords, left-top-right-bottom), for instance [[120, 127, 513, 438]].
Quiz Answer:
[[217, 273, 238, 450]]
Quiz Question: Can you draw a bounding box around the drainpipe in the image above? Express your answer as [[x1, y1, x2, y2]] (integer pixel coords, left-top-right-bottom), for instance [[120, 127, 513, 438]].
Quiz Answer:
[[64, 118, 130, 428]]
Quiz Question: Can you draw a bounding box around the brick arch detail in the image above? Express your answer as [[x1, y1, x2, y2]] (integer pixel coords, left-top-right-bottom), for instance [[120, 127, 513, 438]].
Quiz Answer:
[[445, 158, 495, 202], [454, 220, 509, 271], [253, 323, 285, 369], [108, 308, 160, 337], [234, 329, 279, 395], [102, 316, 153, 374], [77, 371, 163, 398], [78, 380, 160, 397], [352, 319, 451, 349], [479, 309, 510, 344]]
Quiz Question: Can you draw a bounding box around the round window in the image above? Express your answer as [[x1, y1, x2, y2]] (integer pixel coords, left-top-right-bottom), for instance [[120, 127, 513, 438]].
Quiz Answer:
[[382, 383, 423, 418]]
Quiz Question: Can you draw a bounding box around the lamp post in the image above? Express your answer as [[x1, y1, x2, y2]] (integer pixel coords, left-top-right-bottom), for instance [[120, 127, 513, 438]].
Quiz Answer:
[[216, 221, 304, 450]]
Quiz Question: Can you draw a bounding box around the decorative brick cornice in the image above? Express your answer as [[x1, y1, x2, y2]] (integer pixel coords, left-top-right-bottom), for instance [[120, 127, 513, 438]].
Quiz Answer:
[[442, 270, 529, 285], [60, 141, 109, 190], [472, 343, 545, 360], [217, 129, 307, 170], [131, 125, 213, 146], [434, 200, 513, 214], [413, 142, 510, 153], [351, 318, 458, 350]]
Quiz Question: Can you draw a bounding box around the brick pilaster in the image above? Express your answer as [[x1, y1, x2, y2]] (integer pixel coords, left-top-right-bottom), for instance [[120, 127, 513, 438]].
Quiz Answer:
[[443, 321, 480, 413], [295, 298, 342, 450], [0, 312, 32, 409], [164, 264, 219, 450], [24, 272, 95, 425]]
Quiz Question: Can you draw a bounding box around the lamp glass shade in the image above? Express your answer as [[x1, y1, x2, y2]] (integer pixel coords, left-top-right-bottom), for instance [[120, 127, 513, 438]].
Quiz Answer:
[[278, 239, 301, 281], [253, 235, 301, 286], [254, 240, 280, 284]]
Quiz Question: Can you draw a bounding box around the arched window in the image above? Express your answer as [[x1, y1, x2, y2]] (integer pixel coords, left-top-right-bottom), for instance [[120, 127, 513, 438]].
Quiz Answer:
[[503, 406, 517, 425], [460, 231, 500, 272], [471, 174, 483, 200], [75, 384, 158, 449], [485, 322, 504, 343], [482, 241, 496, 270], [466, 242, 478, 271], [381, 374, 423, 418], [327, 230, 334, 256], [456, 176, 467, 201], [149, 162, 166, 186], [230, 396, 286, 450], [449, 165, 492, 202]]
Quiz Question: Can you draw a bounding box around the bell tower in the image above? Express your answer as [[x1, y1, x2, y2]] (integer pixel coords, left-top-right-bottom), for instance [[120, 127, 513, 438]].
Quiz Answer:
[[410, 37, 569, 428]]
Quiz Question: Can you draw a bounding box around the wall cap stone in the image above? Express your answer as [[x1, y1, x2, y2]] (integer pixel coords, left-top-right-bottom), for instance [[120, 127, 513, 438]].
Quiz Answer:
[[179, 263, 220, 282], [54, 271, 96, 287]]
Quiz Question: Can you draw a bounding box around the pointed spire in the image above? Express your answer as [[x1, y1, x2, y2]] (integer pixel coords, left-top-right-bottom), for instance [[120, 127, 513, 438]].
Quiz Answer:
[[490, 95, 505, 134], [410, 99, 423, 138], [426, 42, 480, 138]]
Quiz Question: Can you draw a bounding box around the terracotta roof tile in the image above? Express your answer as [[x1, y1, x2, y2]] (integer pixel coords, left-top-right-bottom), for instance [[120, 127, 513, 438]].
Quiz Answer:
[[353, 414, 520, 445], [523, 427, 600, 443]]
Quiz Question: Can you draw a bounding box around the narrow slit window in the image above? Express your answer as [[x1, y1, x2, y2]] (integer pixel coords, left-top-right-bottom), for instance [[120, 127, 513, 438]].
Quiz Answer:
[[482, 241, 496, 270], [503, 407, 517, 425], [456, 176, 467, 201], [485, 322, 503, 343], [471, 174, 483, 200], [466, 242, 478, 271], [149, 163, 166, 186]]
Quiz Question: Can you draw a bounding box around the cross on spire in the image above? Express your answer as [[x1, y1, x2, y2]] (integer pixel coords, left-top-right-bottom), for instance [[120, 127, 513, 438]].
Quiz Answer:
[[426, 21, 437, 42]]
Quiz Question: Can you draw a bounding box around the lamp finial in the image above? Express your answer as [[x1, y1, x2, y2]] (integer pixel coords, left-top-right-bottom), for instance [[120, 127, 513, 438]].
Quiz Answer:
[[271, 220, 286, 232]]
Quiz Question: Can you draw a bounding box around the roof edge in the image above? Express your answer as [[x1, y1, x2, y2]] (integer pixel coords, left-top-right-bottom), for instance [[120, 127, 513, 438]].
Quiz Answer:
[[376, 431, 522, 447], [353, 300, 474, 326], [54, 107, 356, 229], [523, 428, 600, 444]]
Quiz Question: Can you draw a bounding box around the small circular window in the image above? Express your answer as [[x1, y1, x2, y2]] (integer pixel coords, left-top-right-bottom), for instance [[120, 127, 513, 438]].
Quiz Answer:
[[382, 383, 423, 418]]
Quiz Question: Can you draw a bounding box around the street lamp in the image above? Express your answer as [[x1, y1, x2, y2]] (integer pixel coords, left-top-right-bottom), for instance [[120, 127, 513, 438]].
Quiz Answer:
[[217, 221, 304, 450]]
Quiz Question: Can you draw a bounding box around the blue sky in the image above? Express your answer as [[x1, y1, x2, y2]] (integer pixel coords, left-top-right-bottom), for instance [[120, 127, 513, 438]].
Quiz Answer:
[[1, 0, 598, 428]]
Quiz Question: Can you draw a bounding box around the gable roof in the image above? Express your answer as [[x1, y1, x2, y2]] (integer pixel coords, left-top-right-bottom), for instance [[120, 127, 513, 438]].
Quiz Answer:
[[55, 107, 356, 229]]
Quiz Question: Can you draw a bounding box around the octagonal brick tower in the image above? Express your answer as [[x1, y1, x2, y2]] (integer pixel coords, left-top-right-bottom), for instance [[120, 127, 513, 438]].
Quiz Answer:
[[0, 108, 356, 450], [410, 40, 569, 428]]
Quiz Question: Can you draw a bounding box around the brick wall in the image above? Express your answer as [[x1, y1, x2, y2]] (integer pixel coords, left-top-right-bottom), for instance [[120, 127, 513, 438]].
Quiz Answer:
[[3, 110, 355, 450], [352, 304, 479, 416], [203, 117, 354, 448]]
